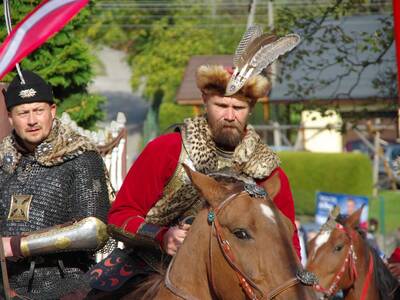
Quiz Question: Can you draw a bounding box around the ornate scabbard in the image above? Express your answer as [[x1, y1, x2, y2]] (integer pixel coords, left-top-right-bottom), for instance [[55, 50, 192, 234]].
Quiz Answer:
[[19, 217, 108, 257]]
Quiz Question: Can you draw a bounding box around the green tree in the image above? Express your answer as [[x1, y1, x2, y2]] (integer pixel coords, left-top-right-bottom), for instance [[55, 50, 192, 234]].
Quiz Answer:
[[273, 0, 395, 124], [88, 0, 395, 133], [86, 0, 248, 133], [0, 1, 105, 129]]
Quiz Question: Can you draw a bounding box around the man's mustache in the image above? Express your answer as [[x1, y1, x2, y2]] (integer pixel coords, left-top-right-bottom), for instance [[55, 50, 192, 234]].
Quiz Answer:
[[217, 121, 241, 131]]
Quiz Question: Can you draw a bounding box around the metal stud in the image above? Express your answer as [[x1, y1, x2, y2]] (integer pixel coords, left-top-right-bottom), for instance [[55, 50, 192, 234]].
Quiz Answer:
[[207, 211, 215, 224], [244, 184, 267, 198]]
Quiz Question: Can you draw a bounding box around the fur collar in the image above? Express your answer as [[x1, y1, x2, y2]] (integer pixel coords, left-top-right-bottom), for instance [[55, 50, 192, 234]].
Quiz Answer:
[[181, 116, 280, 179], [0, 118, 97, 174]]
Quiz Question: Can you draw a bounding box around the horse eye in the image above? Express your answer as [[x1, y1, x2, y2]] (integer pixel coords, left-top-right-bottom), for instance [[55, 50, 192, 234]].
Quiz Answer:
[[233, 229, 252, 240], [334, 244, 344, 252]]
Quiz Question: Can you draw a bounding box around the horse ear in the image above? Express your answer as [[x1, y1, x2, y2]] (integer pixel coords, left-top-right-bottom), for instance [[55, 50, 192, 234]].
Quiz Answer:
[[345, 205, 364, 229], [328, 206, 340, 221], [182, 163, 227, 207]]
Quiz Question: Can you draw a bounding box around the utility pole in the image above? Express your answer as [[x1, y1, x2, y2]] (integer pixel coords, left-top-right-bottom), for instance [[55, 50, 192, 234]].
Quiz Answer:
[[210, 0, 216, 19], [268, 0, 274, 30], [393, 0, 400, 139], [246, 0, 257, 28], [372, 119, 381, 197]]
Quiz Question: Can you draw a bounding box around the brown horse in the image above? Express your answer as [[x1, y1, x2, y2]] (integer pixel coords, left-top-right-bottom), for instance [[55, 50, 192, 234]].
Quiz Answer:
[[306, 207, 400, 300], [124, 166, 317, 300]]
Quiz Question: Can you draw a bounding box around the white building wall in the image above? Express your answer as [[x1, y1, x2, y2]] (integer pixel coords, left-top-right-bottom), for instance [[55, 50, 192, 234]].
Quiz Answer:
[[302, 110, 342, 153]]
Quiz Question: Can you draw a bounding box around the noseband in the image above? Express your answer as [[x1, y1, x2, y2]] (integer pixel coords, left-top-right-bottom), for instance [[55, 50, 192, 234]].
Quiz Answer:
[[165, 184, 315, 300]]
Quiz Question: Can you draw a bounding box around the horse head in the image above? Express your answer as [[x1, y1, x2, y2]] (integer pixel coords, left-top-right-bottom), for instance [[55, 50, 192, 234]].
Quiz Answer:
[[306, 206, 363, 297], [166, 165, 317, 300], [306, 206, 399, 300]]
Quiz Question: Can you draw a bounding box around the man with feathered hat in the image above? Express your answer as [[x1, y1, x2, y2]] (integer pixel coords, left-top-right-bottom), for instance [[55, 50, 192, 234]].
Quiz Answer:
[[89, 26, 303, 296], [0, 70, 112, 299]]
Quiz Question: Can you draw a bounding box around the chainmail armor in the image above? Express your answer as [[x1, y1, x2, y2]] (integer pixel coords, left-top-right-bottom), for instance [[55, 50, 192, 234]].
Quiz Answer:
[[0, 152, 109, 235], [8, 255, 90, 300], [0, 123, 111, 299]]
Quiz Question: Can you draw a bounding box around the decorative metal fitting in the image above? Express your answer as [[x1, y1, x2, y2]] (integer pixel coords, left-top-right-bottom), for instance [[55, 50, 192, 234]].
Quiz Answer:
[[3, 153, 14, 165], [36, 142, 53, 156], [244, 184, 267, 198], [207, 211, 215, 224], [19, 88, 37, 98], [296, 270, 319, 286]]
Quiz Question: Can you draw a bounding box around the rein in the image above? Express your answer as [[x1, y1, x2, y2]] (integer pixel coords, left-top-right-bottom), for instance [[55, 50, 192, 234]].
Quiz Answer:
[[165, 185, 310, 300], [313, 223, 374, 300], [209, 191, 301, 300]]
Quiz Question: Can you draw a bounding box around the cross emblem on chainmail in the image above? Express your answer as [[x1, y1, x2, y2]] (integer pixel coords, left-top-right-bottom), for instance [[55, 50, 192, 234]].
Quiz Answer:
[[8, 194, 33, 221]]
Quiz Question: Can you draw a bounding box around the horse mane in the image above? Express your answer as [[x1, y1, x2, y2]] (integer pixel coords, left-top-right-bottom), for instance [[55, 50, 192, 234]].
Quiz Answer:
[[336, 214, 400, 299]]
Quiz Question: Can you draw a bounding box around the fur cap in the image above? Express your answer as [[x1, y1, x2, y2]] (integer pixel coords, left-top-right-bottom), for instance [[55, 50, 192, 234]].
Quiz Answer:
[[196, 65, 270, 106]]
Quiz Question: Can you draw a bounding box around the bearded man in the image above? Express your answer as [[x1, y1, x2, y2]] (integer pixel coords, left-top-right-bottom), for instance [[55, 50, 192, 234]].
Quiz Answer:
[[0, 70, 111, 299], [85, 28, 303, 297], [108, 64, 300, 254]]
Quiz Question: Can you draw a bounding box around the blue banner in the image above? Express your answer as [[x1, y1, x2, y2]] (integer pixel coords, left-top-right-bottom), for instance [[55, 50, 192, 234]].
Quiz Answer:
[[315, 192, 369, 226]]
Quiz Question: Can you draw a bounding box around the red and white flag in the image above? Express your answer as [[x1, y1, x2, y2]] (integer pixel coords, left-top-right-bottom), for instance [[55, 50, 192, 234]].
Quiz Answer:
[[0, 0, 89, 80]]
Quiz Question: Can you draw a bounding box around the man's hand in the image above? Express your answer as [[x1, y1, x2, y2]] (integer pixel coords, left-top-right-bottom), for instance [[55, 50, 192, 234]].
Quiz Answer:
[[162, 224, 191, 256], [1, 237, 13, 257], [388, 262, 400, 279]]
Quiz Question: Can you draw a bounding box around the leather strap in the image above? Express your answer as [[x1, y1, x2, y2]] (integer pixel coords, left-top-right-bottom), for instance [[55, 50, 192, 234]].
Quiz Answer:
[[266, 277, 300, 299]]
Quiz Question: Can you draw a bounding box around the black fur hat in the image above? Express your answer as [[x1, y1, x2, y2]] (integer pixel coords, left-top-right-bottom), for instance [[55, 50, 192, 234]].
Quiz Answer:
[[2, 70, 54, 111]]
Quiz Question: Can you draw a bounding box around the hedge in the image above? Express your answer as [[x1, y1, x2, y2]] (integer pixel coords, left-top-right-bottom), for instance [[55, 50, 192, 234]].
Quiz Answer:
[[158, 102, 195, 133], [278, 151, 373, 215]]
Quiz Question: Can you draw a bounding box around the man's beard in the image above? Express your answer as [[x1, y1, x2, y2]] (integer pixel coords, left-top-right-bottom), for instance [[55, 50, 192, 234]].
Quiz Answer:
[[210, 121, 245, 151]]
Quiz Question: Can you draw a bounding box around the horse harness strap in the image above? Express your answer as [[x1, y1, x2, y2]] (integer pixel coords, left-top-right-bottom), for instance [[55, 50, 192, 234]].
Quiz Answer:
[[314, 223, 358, 297], [164, 188, 305, 300], [266, 277, 301, 299], [209, 190, 302, 300], [164, 254, 200, 300]]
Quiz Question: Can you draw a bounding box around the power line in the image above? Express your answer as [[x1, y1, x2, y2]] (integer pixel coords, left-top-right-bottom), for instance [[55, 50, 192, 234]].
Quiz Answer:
[[88, 14, 254, 20], [94, 1, 391, 8], [82, 23, 255, 28]]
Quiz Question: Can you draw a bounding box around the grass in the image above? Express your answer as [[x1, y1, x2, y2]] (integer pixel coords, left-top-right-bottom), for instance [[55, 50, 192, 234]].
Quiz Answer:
[[369, 190, 400, 235]]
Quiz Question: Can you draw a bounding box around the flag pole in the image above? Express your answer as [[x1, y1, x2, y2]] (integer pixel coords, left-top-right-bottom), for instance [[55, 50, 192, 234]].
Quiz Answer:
[[3, 0, 25, 84], [393, 0, 400, 138]]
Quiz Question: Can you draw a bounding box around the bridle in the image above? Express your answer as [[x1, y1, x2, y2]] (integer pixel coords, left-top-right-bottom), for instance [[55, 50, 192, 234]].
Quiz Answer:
[[165, 184, 316, 300], [312, 223, 374, 300]]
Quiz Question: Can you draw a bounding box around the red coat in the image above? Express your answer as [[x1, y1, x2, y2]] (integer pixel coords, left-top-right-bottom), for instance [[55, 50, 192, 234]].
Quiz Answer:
[[108, 132, 301, 258]]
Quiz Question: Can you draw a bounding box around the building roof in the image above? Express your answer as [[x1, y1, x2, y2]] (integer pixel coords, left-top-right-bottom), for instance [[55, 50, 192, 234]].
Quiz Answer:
[[176, 55, 232, 105], [269, 14, 396, 103], [176, 15, 395, 106]]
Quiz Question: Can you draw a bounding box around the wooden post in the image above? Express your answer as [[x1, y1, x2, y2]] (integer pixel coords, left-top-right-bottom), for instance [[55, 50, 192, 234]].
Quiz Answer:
[[193, 105, 202, 116], [273, 121, 281, 148], [372, 119, 380, 197], [393, 0, 400, 138], [262, 97, 269, 121]]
